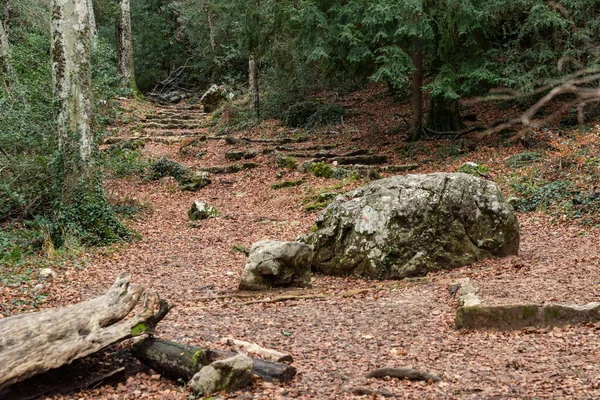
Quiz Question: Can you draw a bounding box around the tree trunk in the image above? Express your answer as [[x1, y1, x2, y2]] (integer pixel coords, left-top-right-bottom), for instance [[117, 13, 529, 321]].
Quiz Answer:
[[409, 51, 423, 141], [134, 338, 297, 383], [0, 273, 171, 391], [427, 96, 463, 133], [116, 0, 138, 92], [88, 0, 96, 39], [0, 2, 11, 80], [52, 0, 128, 244], [249, 53, 259, 119], [203, 0, 216, 52]]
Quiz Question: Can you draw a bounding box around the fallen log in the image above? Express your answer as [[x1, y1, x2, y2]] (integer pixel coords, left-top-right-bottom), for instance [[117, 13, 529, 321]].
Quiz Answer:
[[0, 273, 172, 391], [134, 337, 296, 382], [220, 337, 293, 363]]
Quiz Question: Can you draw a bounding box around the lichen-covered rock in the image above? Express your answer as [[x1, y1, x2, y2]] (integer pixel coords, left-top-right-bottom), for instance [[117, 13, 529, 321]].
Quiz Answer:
[[200, 84, 233, 113], [300, 173, 519, 280], [239, 241, 312, 290], [188, 201, 220, 221], [189, 354, 253, 395]]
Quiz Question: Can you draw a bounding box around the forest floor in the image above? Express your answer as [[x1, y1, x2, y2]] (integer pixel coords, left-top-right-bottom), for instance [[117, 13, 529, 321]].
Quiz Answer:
[[3, 84, 600, 399]]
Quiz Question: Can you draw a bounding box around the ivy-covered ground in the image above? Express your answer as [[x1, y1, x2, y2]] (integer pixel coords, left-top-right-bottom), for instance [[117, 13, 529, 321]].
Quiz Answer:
[[2, 84, 600, 399]]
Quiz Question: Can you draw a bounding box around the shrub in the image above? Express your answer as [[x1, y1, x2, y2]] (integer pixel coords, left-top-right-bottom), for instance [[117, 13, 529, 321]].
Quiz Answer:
[[284, 101, 345, 129], [507, 152, 543, 169]]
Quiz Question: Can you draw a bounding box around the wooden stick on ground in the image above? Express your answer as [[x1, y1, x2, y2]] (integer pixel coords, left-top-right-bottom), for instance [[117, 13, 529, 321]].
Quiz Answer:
[[242, 294, 327, 305], [0, 273, 172, 391], [367, 367, 442, 382], [221, 337, 293, 363]]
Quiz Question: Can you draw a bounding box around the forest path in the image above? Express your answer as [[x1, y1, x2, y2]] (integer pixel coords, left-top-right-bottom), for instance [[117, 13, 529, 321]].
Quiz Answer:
[[41, 100, 600, 399]]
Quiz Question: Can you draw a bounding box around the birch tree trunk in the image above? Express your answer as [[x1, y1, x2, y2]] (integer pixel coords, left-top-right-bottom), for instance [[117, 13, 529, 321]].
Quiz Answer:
[[249, 53, 259, 118], [116, 0, 138, 92], [51, 0, 128, 244]]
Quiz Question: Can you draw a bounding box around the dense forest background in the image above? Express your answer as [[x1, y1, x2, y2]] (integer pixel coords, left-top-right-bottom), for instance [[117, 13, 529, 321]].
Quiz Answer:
[[1, 0, 600, 249]]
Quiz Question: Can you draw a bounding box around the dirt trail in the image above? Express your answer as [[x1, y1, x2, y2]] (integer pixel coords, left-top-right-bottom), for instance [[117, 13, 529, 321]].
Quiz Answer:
[[37, 101, 600, 399]]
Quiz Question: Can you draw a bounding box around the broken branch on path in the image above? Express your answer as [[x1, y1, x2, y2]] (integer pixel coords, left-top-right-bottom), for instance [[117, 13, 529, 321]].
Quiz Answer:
[[241, 294, 327, 305], [220, 337, 293, 363], [0, 273, 172, 391]]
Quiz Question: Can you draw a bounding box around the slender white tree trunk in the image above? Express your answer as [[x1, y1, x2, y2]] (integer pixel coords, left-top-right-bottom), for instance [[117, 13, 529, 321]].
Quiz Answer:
[[51, 0, 94, 200], [116, 0, 138, 92], [249, 53, 259, 118], [51, 0, 128, 243], [203, 0, 216, 52]]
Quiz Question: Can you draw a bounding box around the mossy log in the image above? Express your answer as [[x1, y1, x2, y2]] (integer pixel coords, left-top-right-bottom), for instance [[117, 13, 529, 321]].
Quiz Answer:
[[134, 338, 296, 382], [0, 273, 172, 391]]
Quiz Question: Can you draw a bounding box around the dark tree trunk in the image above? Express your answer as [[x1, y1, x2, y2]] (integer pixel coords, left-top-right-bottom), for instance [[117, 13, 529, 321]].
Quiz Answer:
[[427, 96, 463, 133], [409, 51, 423, 141], [133, 338, 297, 383]]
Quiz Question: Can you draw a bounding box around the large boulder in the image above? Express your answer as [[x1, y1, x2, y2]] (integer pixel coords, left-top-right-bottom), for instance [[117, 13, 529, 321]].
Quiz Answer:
[[189, 354, 253, 395], [239, 241, 312, 290], [300, 173, 519, 280]]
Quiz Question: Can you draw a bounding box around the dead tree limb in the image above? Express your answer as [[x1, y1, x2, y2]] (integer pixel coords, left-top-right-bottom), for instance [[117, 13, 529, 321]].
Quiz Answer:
[[367, 367, 441, 382], [0, 273, 172, 391], [133, 337, 296, 382]]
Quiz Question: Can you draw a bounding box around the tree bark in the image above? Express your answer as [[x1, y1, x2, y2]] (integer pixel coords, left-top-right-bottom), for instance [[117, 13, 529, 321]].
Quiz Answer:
[[249, 53, 259, 118], [409, 51, 423, 142], [87, 0, 96, 39], [0, 273, 171, 391], [116, 0, 138, 92], [52, 0, 129, 243], [52, 0, 95, 198], [0, 1, 12, 80], [134, 338, 297, 383], [203, 0, 216, 52], [427, 96, 463, 133]]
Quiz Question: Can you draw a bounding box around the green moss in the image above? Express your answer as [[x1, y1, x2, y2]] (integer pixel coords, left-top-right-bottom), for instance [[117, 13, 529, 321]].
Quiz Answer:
[[522, 306, 537, 319], [131, 323, 147, 336], [308, 162, 334, 178], [309, 224, 318, 233], [271, 180, 304, 190], [192, 349, 209, 369]]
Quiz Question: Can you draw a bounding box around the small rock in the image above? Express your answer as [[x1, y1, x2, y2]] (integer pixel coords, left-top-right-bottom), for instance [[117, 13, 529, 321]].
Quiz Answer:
[[459, 292, 482, 307], [39, 268, 57, 280], [188, 201, 220, 221], [189, 354, 253, 395], [239, 240, 313, 290]]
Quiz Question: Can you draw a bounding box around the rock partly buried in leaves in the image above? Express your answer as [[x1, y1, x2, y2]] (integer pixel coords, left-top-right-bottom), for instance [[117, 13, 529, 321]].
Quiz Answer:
[[456, 302, 600, 331], [239, 241, 312, 290], [189, 354, 253, 395], [188, 201, 220, 221], [300, 173, 519, 280]]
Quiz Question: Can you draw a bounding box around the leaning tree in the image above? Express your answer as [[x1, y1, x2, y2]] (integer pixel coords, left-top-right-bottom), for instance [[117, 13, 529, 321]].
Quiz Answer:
[[51, 0, 128, 244]]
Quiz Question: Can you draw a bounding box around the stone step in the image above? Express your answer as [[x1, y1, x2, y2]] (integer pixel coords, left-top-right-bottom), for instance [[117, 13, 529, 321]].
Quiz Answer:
[[142, 122, 205, 130], [145, 113, 205, 120], [103, 135, 198, 145], [143, 129, 204, 137]]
